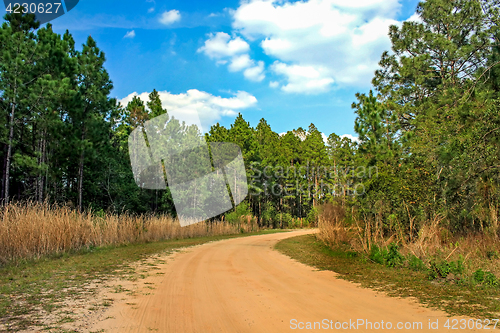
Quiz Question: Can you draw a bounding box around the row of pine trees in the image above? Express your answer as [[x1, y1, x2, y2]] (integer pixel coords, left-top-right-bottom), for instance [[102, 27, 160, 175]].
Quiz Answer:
[[2, 0, 500, 234]]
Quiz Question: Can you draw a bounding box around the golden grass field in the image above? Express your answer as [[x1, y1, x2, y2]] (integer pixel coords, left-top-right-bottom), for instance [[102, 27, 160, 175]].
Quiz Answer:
[[0, 202, 257, 263]]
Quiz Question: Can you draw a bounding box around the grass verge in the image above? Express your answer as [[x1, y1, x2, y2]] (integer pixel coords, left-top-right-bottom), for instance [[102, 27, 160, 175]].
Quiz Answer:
[[275, 234, 500, 320], [0, 229, 288, 332]]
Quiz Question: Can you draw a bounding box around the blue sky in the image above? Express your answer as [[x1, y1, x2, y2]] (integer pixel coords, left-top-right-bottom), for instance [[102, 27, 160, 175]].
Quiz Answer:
[[1, 0, 421, 139]]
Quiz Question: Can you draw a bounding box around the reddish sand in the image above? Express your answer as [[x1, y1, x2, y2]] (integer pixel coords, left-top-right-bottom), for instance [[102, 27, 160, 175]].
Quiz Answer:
[[91, 229, 477, 332]]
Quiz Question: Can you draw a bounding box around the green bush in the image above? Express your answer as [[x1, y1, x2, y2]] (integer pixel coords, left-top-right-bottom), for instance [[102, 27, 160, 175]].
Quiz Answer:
[[450, 255, 465, 275], [261, 204, 278, 228], [428, 260, 451, 279], [225, 202, 251, 224], [385, 242, 405, 267], [369, 245, 387, 265], [369, 243, 405, 267], [473, 268, 485, 283], [407, 254, 426, 271], [281, 213, 293, 228], [306, 207, 319, 226], [427, 256, 465, 280], [484, 271, 499, 287]]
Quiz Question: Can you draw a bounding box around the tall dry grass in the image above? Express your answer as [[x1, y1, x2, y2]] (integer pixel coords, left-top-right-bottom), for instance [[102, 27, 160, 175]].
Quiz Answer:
[[318, 202, 500, 275], [0, 202, 247, 264]]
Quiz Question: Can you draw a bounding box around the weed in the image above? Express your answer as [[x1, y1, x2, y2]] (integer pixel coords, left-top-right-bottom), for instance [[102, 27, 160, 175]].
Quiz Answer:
[[473, 269, 485, 283], [484, 272, 499, 287], [386, 243, 405, 268], [486, 250, 499, 260], [369, 245, 386, 265], [407, 254, 426, 271]]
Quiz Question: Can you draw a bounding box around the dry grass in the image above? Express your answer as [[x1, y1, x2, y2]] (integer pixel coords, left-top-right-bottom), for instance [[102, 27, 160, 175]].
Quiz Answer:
[[0, 202, 248, 264], [318, 202, 500, 276]]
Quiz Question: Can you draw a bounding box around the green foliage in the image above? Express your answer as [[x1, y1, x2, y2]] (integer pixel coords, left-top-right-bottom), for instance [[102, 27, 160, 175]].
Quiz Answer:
[[473, 268, 486, 283], [281, 213, 293, 228], [369, 244, 387, 265], [428, 260, 450, 280], [428, 256, 465, 280], [407, 254, 426, 271], [306, 207, 319, 226], [224, 202, 251, 224], [472, 269, 499, 287], [369, 243, 405, 267], [484, 271, 499, 287], [385, 243, 405, 267], [3, 0, 500, 236]]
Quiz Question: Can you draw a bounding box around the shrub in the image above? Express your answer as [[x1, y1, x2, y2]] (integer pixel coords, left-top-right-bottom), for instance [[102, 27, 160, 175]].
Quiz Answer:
[[224, 202, 251, 224], [281, 213, 293, 228], [306, 207, 319, 226], [386, 242, 405, 267], [450, 255, 465, 275], [427, 256, 465, 280], [407, 254, 426, 271], [428, 259, 451, 279], [369, 244, 387, 265], [473, 269, 485, 283], [484, 271, 499, 287]]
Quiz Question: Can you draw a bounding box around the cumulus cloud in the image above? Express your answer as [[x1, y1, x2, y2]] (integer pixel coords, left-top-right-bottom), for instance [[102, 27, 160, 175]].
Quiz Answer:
[[198, 32, 249, 58], [124, 30, 136, 38], [228, 54, 253, 72], [405, 12, 422, 23], [119, 89, 257, 132], [243, 61, 265, 82], [159, 9, 181, 25], [198, 32, 265, 81], [340, 134, 360, 143], [228, 0, 401, 92], [270, 62, 334, 94], [269, 81, 279, 88]]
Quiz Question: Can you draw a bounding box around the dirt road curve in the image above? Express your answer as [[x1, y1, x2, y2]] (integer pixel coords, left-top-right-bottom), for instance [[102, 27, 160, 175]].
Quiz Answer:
[[92, 230, 475, 333]]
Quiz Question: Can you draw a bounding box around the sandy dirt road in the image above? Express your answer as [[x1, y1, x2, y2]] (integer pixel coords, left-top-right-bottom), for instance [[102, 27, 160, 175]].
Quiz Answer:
[[92, 229, 477, 333]]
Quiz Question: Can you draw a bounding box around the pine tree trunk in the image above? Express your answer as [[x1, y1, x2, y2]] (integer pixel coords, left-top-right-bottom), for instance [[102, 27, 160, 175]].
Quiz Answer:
[[38, 129, 47, 202], [4, 98, 16, 205], [77, 125, 86, 212]]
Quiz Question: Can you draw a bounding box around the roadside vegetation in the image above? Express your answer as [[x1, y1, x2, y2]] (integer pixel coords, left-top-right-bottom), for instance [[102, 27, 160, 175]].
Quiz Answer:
[[0, 202, 259, 264], [276, 232, 500, 320], [318, 202, 500, 287]]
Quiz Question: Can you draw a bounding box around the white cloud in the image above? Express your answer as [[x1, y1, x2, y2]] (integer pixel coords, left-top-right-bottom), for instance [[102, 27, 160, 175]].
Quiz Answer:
[[243, 61, 265, 81], [340, 134, 360, 143], [321, 133, 328, 144], [124, 30, 136, 38], [199, 32, 265, 81], [405, 12, 422, 24], [148, 7, 155, 13], [229, 0, 401, 91], [159, 10, 181, 25], [271, 62, 334, 94], [198, 32, 249, 58], [228, 54, 253, 72], [269, 81, 279, 88], [119, 89, 257, 132]]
